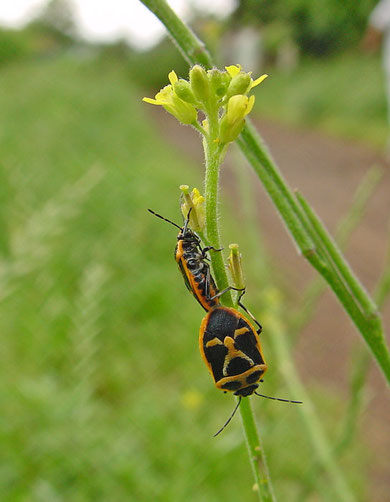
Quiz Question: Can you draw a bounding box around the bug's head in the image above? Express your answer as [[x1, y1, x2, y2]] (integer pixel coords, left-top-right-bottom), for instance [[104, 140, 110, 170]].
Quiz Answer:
[[234, 384, 259, 397], [177, 208, 200, 243]]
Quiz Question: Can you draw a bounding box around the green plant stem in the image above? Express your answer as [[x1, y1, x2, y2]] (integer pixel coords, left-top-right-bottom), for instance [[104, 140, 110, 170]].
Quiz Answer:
[[290, 166, 382, 338], [237, 123, 315, 254], [297, 209, 390, 501], [239, 397, 276, 502], [296, 346, 369, 502], [295, 191, 390, 383], [296, 193, 378, 318], [201, 99, 274, 502], [238, 124, 380, 343], [203, 106, 233, 307], [264, 290, 356, 502], [375, 225, 390, 308], [138, 0, 274, 491], [139, 0, 212, 68]]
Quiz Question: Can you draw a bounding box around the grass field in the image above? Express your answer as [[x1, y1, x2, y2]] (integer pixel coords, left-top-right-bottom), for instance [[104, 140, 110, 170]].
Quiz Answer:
[[0, 55, 376, 501]]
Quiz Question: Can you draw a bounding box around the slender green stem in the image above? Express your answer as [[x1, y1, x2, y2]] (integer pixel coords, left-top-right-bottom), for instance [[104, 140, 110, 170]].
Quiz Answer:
[[295, 191, 390, 383], [264, 290, 356, 502], [237, 124, 315, 254], [335, 167, 383, 250], [201, 97, 274, 501], [139, 0, 212, 68], [290, 166, 382, 338], [296, 192, 379, 318], [297, 192, 389, 500], [375, 225, 390, 309], [137, 5, 273, 494], [296, 346, 369, 502], [203, 105, 233, 307], [239, 397, 276, 502]]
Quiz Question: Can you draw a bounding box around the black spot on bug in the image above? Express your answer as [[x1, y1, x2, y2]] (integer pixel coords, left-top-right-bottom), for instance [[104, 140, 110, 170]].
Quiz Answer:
[[204, 343, 228, 382], [221, 381, 242, 391], [235, 325, 265, 366], [246, 370, 263, 384], [226, 357, 252, 376]]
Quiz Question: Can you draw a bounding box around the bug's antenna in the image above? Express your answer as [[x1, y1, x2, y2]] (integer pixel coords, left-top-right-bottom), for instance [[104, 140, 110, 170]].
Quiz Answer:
[[182, 207, 193, 234], [148, 209, 182, 230], [213, 397, 242, 437], [254, 392, 302, 404]]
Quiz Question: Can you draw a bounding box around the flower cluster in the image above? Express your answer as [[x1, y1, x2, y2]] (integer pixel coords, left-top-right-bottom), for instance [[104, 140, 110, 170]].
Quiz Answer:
[[143, 64, 267, 144]]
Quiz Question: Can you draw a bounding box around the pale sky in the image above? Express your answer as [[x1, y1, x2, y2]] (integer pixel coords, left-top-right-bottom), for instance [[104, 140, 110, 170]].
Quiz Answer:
[[0, 0, 237, 49]]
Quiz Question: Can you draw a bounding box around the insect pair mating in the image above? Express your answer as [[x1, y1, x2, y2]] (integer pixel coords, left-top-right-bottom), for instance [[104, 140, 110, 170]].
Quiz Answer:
[[149, 208, 301, 435]]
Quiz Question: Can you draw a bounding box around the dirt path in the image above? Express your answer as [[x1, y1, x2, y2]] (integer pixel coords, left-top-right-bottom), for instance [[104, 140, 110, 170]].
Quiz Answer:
[[150, 110, 390, 499]]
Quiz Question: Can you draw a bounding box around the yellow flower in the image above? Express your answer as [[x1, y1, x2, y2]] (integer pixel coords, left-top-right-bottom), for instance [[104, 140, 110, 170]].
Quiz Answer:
[[225, 64, 268, 93], [227, 94, 255, 121], [143, 71, 197, 125], [219, 94, 255, 143], [225, 64, 242, 77]]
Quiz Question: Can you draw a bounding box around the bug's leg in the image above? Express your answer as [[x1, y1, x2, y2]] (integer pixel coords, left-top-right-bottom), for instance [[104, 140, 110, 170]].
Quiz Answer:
[[201, 246, 224, 259], [204, 266, 211, 300], [238, 303, 263, 334], [236, 289, 262, 333], [209, 286, 245, 301]]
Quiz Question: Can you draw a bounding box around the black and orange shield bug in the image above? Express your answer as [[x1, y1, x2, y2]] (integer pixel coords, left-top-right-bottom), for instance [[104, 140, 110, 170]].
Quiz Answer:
[[199, 306, 267, 397]]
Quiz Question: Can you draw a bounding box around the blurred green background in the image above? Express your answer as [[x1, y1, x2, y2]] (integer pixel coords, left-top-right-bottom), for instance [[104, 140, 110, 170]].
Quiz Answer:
[[0, 1, 389, 501]]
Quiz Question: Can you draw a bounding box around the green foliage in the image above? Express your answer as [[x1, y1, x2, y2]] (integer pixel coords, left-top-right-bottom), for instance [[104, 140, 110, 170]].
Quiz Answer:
[[0, 28, 31, 67], [0, 22, 76, 68]]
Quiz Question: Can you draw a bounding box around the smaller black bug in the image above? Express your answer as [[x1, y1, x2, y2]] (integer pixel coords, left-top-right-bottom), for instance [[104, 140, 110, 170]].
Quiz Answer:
[[148, 208, 244, 311]]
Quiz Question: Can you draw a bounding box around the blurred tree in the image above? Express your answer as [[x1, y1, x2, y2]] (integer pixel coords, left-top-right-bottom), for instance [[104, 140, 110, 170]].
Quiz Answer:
[[24, 0, 81, 55], [228, 0, 378, 57], [38, 0, 77, 37]]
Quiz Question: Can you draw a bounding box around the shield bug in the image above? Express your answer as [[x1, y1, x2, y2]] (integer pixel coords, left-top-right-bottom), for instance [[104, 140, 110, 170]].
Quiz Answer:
[[199, 306, 301, 435]]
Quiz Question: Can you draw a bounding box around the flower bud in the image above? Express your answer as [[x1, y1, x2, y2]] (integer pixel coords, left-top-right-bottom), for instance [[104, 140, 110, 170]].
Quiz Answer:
[[174, 79, 197, 104], [228, 243, 245, 290], [168, 95, 197, 124], [226, 72, 251, 97], [208, 68, 230, 98], [219, 95, 255, 143], [189, 65, 210, 103], [180, 185, 205, 231]]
